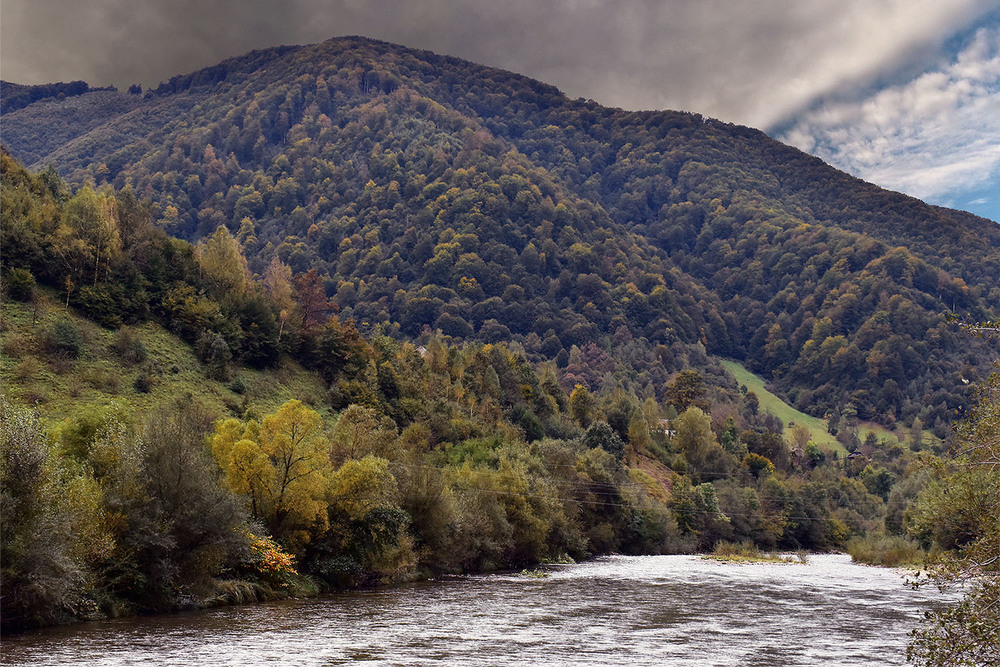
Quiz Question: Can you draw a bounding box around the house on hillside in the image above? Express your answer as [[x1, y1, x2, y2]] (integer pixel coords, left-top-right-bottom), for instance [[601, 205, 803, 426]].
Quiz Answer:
[[654, 419, 676, 438]]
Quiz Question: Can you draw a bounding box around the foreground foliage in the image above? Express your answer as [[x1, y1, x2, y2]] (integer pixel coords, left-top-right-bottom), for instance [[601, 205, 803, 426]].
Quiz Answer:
[[1, 312, 924, 632], [907, 370, 1000, 666]]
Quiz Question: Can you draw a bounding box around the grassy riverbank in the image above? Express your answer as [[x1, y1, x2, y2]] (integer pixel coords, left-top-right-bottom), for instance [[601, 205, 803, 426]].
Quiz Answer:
[[705, 540, 808, 564], [846, 535, 925, 568]]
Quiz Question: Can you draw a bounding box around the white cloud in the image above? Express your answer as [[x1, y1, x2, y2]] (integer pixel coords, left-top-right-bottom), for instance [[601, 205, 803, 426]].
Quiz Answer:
[[779, 25, 1000, 204]]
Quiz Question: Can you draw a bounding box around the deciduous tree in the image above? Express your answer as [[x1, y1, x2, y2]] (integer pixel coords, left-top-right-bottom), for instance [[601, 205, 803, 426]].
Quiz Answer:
[[211, 400, 331, 546], [907, 371, 999, 666], [197, 225, 249, 297]]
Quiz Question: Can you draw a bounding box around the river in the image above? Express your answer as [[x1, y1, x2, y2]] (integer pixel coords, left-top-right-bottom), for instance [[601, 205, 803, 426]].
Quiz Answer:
[[0, 554, 953, 666]]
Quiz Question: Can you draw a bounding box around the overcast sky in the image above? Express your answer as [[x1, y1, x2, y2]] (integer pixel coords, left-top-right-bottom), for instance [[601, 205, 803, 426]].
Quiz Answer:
[[2, 0, 999, 221]]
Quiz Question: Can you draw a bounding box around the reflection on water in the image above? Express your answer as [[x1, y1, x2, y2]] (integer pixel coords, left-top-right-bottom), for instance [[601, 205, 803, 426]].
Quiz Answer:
[[0, 554, 953, 666]]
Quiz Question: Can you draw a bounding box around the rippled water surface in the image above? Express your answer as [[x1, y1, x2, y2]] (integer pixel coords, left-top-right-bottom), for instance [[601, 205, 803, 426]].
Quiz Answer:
[[1, 554, 953, 666]]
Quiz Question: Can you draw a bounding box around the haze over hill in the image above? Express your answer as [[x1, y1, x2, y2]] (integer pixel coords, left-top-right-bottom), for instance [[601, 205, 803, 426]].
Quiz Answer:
[[2, 36, 997, 431]]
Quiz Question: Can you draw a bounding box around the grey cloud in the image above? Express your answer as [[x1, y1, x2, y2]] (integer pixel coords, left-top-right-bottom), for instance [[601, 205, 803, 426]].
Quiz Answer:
[[2, 0, 997, 129]]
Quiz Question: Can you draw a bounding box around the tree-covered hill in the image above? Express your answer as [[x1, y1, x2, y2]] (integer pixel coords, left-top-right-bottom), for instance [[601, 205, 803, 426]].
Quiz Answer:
[[0, 80, 119, 115], [9, 153, 905, 630], [2, 36, 996, 429]]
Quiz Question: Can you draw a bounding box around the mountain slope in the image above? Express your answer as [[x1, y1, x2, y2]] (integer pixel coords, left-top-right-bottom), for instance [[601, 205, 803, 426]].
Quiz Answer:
[[2, 36, 996, 428]]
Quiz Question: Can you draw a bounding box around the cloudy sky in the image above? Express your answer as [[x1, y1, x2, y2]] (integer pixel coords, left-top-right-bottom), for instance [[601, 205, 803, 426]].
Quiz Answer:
[[3, 0, 999, 221]]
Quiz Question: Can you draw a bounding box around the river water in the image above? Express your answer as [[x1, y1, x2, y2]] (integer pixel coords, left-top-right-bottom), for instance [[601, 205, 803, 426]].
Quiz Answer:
[[1, 554, 953, 666]]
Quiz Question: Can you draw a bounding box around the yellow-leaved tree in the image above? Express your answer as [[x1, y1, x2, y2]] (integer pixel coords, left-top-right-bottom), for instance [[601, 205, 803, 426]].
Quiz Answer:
[[262, 257, 295, 342], [196, 225, 250, 298], [211, 400, 331, 547]]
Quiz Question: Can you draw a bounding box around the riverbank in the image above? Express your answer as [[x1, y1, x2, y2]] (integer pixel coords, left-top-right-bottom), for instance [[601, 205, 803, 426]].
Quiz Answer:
[[1, 554, 954, 667]]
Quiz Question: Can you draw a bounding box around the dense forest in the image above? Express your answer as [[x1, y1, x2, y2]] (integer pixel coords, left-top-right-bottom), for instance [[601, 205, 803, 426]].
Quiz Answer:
[[0, 80, 120, 115], [0, 151, 946, 631], [1, 38, 998, 652], [2, 37, 996, 431]]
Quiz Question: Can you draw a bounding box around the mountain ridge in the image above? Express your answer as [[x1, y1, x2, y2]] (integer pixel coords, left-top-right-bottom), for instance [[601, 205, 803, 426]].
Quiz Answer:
[[2, 35, 996, 430]]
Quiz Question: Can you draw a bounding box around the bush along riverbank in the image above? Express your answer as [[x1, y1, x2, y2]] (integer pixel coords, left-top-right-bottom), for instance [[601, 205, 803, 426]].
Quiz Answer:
[[1, 354, 912, 634], [2, 149, 980, 632]]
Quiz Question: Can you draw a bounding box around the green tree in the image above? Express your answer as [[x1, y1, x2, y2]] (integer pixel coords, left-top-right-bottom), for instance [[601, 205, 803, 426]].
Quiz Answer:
[[138, 399, 247, 589], [907, 371, 1000, 666], [665, 370, 709, 412], [4, 268, 36, 302], [57, 187, 121, 286], [859, 464, 895, 502], [675, 407, 730, 482], [204, 333, 233, 381], [569, 384, 597, 428], [319, 455, 413, 583], [263, 257, 295, 342], [743, 452, 774, 479], [582, 421, 626, 462], [1, 400, 108, 630], [330, 404, 398, 465]]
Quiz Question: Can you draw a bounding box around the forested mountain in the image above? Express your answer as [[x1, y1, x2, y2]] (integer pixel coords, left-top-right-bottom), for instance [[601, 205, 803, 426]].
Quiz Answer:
[[3, 36, 997, 430], [0, 80, 120, 115], [7, 152, 880, 629], [4, 37, 999, 637]]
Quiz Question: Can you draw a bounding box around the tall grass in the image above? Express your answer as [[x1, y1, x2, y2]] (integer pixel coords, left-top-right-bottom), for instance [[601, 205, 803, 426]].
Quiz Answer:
[[710, 540, 806, 563], [207, 574, 321, 608], [847, 535, 923, 567], [713, 540, 765, 559]]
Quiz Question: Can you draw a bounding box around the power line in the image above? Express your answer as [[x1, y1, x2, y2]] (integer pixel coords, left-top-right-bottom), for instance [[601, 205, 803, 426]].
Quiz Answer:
[[364, 460, 873, 522]]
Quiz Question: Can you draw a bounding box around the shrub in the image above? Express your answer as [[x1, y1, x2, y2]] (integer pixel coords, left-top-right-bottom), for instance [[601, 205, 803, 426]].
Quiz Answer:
[[743, 452, 775, 479], [83, 366, 120, 393], [4, 268, 36, 302], [582, 421, 626, 461], [713, 540, 763, 559], [112, 327, 148, 365], [46, 319, 83, 358], [13, 358, 40, 382], [199, 332, 232, 382], [2, 332, 35, 360], [0, 400, 102, 630], [847, 535, 923, 567], [75, 284, 127, 329], [133, 371, 154, 394]]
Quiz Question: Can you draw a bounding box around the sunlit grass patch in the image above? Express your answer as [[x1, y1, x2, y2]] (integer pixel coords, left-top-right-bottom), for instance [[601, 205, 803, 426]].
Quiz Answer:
[[721, 360, 845, 455], [517, 568, 550, 578], [706, 540, 807, 564], [847, 535, 924, 568]]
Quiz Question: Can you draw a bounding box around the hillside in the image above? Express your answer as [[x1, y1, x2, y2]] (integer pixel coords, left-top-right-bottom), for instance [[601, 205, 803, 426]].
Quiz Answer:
[[0, 288, 329, 424], [9, 149, 911, 631], [0, 80, 119, 114], [2, 36, 997, 430], [3, 39, 995, 632]]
